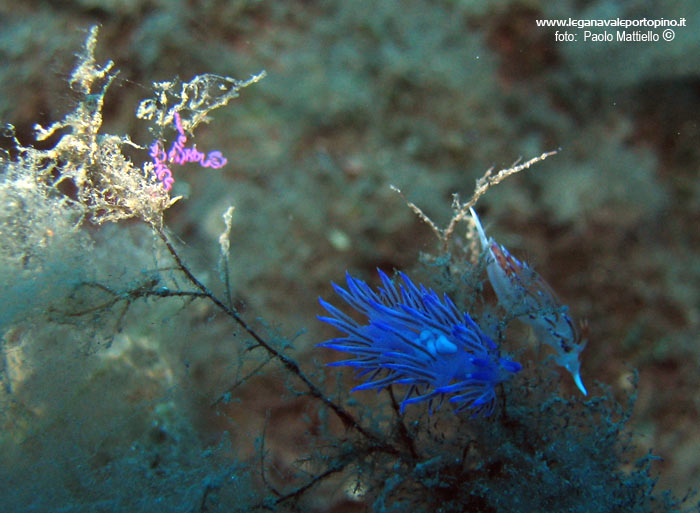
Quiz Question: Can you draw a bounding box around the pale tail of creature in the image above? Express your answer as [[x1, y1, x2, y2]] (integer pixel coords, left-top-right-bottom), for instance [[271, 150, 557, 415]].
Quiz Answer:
[[470, 208, 588, 395]]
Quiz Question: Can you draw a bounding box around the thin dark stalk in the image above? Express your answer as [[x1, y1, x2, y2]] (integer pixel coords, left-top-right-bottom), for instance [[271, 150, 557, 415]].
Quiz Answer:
[[388, 386, 418, 459], [259, 413, 282, 498], [155, 226, 396, 454], [253, 461, 348, 511]]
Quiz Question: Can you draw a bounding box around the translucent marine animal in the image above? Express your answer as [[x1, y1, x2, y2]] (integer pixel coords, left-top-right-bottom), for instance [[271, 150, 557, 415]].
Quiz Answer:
[[317, 270, 522, 417], [470, 208, 588, 395]]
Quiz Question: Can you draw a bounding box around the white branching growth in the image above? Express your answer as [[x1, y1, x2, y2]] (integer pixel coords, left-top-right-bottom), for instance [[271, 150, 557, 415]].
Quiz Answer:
[[391, 151, 557, 254], [6, 26, 264, 228], [137, 71, 266, 135], [218, 206, 236, 308], [15, 26, 174, 226]]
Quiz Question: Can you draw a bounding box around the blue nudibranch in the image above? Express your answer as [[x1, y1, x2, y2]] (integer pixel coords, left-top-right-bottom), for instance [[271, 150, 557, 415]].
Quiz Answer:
[[317, 270, 522, 416]]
